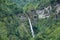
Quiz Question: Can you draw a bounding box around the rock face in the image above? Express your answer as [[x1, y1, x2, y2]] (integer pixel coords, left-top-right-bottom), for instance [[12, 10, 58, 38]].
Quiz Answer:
[[18, 4, 60, 21], [36, 4, 60, 19], [55, 4, 60, 14], [36, 6, 52, 19], [27, 10, 38, 25]]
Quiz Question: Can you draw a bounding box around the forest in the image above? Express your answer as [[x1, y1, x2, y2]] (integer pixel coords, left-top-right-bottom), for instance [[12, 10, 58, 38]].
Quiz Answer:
[[0, 0, 60, 40]]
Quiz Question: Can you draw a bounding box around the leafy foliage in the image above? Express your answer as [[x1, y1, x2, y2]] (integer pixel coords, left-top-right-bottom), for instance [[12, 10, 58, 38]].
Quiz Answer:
[[0, 0, 60, 40]]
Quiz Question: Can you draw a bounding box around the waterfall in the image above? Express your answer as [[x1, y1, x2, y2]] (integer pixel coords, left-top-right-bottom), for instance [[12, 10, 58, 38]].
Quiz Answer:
[[28, 17, 35, 38]]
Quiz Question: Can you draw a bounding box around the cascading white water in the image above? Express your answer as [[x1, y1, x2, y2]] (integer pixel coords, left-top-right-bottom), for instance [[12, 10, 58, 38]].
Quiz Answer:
[[28, 17, 35, 38]]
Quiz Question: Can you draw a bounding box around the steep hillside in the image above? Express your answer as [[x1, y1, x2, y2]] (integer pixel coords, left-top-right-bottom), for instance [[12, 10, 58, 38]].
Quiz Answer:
[[0, 0, 60, 40]]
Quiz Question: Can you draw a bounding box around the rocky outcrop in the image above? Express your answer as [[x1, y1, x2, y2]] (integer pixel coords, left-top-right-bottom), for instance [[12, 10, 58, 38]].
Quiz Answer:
[[36, 4, 60, 19], [36, 6, 52, 19], [55, 4, 60, 14]]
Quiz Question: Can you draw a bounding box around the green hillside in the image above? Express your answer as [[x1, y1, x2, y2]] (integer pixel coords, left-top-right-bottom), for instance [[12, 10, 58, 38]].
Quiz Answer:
[[0, 0, 60, 40]]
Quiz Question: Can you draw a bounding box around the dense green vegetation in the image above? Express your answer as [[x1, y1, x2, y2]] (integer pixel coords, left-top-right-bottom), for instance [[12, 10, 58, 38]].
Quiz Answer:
[[0, 0, 60, 40]]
